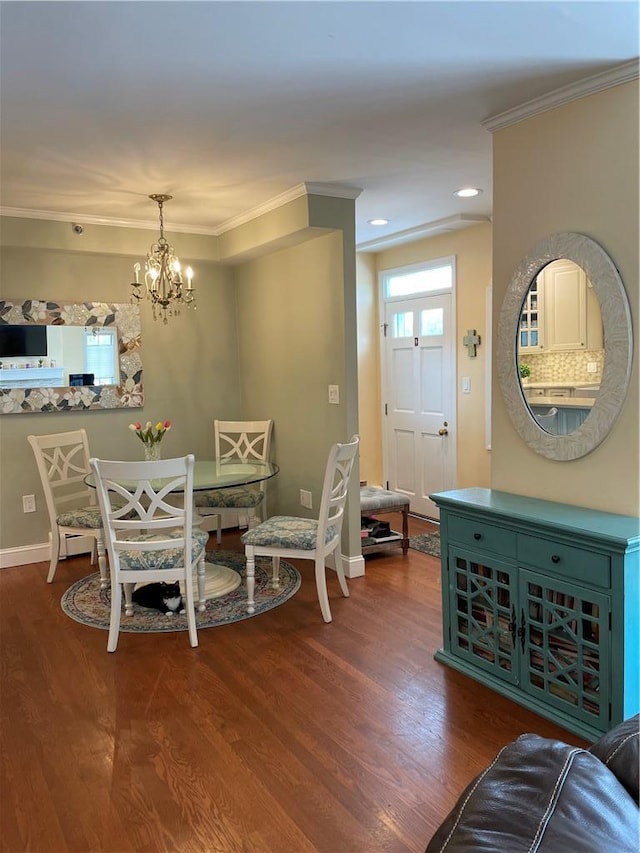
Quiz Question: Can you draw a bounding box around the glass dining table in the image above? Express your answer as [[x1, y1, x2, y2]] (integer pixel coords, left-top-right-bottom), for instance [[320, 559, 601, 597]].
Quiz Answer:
[[85, 458, 280, 607]]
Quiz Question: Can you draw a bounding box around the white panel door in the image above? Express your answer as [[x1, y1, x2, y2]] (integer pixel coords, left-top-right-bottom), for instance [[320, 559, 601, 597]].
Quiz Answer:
[[383, 293, 455, 518]]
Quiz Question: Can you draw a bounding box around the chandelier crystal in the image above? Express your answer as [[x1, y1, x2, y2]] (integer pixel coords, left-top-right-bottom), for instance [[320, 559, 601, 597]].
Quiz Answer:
[[130, 194, 196, 324]]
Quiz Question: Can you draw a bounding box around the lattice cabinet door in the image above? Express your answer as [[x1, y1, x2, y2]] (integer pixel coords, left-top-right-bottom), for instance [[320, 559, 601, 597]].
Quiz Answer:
[[448, 548, 519, 684], [518, 277, 544, 352], [519, 570, 611, 731]]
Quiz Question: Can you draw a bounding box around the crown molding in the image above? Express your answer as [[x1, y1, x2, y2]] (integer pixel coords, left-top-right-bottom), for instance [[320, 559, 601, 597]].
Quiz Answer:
[[0, 182, 363, 236], [483, 60, 639, 133], [357, 214, 491, 252], [0, 206, 217, 235], [214, 181, 362, 234]]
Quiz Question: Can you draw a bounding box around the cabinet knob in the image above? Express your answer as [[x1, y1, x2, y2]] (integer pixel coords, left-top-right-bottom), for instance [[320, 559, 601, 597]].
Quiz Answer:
[[551, 554, 561, 563], [473, 532, 482, 541]]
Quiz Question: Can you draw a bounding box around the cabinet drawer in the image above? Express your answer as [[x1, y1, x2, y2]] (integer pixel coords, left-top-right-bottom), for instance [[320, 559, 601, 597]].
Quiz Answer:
[[448, 515, 516, 558], [517, 534, 611, 589]]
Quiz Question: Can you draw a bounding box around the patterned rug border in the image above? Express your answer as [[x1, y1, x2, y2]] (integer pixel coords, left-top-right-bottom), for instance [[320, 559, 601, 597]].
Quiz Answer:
[[409, 532, 441, 558], [61, 549, 301, 633]]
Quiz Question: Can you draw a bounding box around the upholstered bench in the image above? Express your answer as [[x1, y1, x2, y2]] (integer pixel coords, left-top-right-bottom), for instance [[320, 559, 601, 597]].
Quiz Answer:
[[360, 486, 409, 555]]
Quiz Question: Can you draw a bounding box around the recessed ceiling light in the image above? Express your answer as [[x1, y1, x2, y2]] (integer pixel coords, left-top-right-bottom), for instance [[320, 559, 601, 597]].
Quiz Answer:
[[454, 188, 482, 198], [368, 218, 389, 226]]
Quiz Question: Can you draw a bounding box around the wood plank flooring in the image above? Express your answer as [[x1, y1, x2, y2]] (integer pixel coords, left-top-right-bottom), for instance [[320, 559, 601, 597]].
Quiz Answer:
[[0, 515, 587, 853]]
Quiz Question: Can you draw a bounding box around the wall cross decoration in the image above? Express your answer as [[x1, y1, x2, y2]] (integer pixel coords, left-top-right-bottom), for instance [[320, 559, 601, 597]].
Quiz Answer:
[[463, 329, 481, 358]]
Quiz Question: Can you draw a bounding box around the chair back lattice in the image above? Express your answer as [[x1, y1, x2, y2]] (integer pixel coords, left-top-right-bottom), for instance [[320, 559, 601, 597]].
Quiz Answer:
[[214, 420, 273, 463], [316, 435, 359, 549], [89, 455, 196, 577], [28, 429, 97, 525]]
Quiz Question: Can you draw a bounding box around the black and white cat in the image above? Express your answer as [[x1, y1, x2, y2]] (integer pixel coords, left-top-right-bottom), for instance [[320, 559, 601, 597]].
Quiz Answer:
[[132, 582, 185, 615]]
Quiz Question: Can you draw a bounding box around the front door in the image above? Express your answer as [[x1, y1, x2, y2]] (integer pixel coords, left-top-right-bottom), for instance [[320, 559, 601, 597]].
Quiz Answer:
[[382, 292, 455, 518]]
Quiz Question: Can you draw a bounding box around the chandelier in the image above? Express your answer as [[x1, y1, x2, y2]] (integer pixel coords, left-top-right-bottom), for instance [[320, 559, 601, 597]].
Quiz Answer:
[[130, 194, 196, 324]]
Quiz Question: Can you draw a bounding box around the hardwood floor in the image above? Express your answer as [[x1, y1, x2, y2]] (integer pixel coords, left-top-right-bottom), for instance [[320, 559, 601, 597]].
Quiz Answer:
[[0, 515, 587, 853]]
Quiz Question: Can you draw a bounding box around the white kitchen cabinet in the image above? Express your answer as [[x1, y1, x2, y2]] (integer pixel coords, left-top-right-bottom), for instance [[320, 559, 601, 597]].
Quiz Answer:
[[541, 260, 604, 352], [542, 259, 588, 351], [519, 260, 604, 355]]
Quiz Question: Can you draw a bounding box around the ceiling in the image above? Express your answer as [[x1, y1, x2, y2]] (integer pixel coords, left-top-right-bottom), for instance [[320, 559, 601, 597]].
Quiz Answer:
[[1, 1, 638, 249]]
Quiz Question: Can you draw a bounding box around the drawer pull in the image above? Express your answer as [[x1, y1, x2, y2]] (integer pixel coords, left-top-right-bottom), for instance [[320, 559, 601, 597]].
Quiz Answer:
[[473, 532, 482, 541], [551, 554, 561, 563]]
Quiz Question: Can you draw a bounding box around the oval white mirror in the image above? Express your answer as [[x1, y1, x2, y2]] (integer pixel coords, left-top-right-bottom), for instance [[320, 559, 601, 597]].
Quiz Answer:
[[497, 233, 632, 461]]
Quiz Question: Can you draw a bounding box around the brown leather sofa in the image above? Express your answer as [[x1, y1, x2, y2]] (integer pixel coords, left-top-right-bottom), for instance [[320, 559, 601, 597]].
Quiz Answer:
[[426, 715, 639, 853]]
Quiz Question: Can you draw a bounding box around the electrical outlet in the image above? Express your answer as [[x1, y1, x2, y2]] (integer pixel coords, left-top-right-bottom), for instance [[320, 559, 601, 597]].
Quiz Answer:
[[300, 489, 313, 509], [328, 384, 340, 404], [22, 494, 36, 513], [587, 362, 598, 373]]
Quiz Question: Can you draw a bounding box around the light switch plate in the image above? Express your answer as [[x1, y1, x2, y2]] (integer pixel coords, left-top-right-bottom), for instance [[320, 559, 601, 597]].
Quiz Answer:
[[328, 385, 340, 404], [462, 376, 470, 393]]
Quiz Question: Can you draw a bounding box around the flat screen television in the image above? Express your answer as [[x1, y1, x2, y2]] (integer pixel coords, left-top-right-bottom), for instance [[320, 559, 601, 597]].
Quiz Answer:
[[0, 325, 48, 358]]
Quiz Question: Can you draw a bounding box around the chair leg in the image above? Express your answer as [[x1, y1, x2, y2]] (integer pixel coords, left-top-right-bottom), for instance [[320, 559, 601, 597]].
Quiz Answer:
[[108, 582, 122, 652], [184, 574, 198, 648], [247, 509, 259, 530], [96, 533, 108, 590], [216, 512, 222, 545], [271, 555, 280, 589], [47, 529, 61, 583], [124, 583, 134, 616], [315, 555, 332, 623], [334, 549, 350, 598], [197, 552, 206, 612], [246, 548, 256, 614]]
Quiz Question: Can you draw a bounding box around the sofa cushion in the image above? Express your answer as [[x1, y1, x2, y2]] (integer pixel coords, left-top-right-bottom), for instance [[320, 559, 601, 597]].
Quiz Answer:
[[426, 733, 640, 853], [589, 714, 640, 805]]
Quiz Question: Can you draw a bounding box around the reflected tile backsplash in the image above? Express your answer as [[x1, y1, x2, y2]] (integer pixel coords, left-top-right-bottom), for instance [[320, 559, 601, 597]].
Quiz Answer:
[[521, 349, 604, 385]]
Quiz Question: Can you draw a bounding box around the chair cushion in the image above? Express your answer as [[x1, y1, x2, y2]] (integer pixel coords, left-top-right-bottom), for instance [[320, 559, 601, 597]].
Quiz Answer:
[[360, 486, 408, 512], [241, 516, 337, 550], [118, 528, 208, 571], [57, 506, 104, 528], [195, 487, 265, 509]]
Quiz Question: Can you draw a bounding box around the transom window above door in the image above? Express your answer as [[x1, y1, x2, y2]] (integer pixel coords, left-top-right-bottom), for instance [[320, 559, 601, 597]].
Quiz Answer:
[[383, 258, 454, 299]]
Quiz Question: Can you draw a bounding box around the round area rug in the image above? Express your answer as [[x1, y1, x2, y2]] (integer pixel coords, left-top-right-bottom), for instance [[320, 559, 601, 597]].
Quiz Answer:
[[61, 550, 301, 633]]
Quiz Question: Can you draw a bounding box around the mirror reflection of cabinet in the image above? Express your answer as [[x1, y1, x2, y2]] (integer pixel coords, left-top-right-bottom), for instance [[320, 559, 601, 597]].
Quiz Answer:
[[519, 278, 543, 351], [519, 260, 604, 356], [542, 260, 603, 352]]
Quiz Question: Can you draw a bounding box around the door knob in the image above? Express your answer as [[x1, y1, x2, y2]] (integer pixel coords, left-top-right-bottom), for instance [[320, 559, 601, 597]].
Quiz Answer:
[[438, 427, 448, 436]]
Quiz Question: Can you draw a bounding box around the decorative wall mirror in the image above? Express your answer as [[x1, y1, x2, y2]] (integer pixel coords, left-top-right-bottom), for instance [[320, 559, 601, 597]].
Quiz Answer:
[[0, 299, 143, 414], [497, 233, 632, 461]]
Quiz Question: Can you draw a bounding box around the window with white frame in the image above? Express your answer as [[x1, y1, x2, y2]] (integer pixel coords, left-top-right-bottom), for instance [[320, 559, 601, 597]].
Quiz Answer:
[[383, 258, 454, 299], [84, 327, 118, 385]]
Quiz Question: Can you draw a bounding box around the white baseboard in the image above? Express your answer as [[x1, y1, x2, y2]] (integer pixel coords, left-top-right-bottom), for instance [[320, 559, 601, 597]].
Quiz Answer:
[[0, 535, 93, 569], [341, 553, 366, 579]]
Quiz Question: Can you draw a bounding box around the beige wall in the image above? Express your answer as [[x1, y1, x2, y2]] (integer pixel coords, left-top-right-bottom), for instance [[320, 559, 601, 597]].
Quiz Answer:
[[234, 213, 362, 559], [355, 252, 382, 485], [360, 221, 493, 490], [491, 81, 639, 516]]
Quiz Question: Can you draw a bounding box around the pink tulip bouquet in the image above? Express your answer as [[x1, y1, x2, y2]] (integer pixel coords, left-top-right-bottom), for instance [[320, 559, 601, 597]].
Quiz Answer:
[[129, 420, 171, 447]]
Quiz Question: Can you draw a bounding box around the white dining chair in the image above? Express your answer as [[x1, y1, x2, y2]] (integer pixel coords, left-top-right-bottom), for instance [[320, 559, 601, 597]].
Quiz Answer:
[[241, 435, 359, 623], [89, 454, 208, 652], [28, 429, 107, 586], [195, 419, 274, 541]]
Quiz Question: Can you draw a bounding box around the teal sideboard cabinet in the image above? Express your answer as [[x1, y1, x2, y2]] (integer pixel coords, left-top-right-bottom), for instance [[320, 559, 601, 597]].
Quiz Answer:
[[430, 488, 639, 741]]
